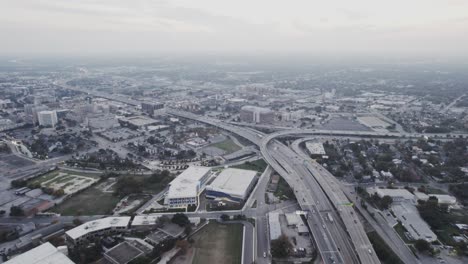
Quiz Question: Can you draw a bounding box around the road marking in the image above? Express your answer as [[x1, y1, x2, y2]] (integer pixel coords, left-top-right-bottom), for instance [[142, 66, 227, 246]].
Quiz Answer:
[[241, 225, 246, 264]]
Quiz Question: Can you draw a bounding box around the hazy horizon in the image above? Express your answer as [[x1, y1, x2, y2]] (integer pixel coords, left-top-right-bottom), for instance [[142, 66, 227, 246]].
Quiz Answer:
[[2, 0, 468, 59]]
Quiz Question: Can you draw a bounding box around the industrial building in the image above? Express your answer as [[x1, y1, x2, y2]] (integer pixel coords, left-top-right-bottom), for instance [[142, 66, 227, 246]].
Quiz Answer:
[[164, 166, 211, 208], [392, 202, 437, 242], [240, 105, 275, 124], [205, 168, 257, 202], [367, 187, 416, 203], [4, 242, 74, 264], [285, 213, 309, 235], [37, 110, 58, 127], [141, 102, 164, 116], [268, 212, 282, 240], [118, 115, 159, 130], [305, 142, 326, 157], [65, 217, 131, 245]]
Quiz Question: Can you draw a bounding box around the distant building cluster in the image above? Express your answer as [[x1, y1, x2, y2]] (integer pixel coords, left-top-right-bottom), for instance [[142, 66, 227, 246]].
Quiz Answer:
[[240, 106, 275, 124]]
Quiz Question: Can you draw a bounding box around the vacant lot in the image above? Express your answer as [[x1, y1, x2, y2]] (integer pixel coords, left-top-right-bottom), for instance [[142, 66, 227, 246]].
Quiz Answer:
[[50, 186, 120, 216], [211, 139, 241, 154], [232, 159, 267, 172], [29, 170, 99, 195], [192, 222, 243, 264]]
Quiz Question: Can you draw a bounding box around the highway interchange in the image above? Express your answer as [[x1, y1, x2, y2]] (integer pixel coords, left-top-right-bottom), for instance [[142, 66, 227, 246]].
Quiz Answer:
[[7, 84, 467, 263]]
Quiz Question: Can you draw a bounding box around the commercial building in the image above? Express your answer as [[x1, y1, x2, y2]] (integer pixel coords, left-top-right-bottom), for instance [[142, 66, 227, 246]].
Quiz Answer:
[[141, 102, 164, 116], [205, 168, 257, 202], [38, 110, 58, 127], [118, 115, 158, 130], [164, 166, 211, 208], [4, 242, 74, 264], [285, 213, 309, 235], [392, 202, 437, 242], [367, 188, 416, 203], [305, 142, 326, 157], [24, 104, 48, 124], [65, 217, 131, 245], [268, 212, 282, 240], [104, 241, 144, 264], [240, 106, 275, 124]]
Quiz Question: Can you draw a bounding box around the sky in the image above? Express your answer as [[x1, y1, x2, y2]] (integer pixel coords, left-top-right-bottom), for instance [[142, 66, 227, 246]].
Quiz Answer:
[[1, 0, 468, 58]]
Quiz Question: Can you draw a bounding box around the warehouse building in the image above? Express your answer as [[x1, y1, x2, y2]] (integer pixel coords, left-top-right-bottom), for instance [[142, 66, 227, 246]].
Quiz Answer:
[[392, 202, 437, 242], [5, 242, 74, 264], [268, 212, 282, 240], [205, 168, 257, 202], [164, 166, 211, 208], [305, 142, 326, 157]]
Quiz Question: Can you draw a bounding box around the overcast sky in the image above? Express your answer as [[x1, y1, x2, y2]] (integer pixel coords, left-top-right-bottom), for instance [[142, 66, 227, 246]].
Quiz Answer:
[[1, 0, 468, 58]]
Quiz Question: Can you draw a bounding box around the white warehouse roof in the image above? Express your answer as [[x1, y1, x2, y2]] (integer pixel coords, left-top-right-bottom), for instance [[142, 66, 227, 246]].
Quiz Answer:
[[430, 194, 457, 205], [166, 166, 211, 199], [5, 242, 75, 264], [305, 142, 326, 155], [392, 203, 437, 242], [367, 188, 415, 201], [241, 105, 273, 114], [66, 217, 131, 240], [268, 212, 282, 240], [207, 168, 257, 199], [132, 215, 160, 226]]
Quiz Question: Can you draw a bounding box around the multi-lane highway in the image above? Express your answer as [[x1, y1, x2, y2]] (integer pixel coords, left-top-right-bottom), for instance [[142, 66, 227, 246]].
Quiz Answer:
[[167, 109, 374, 264], [51, 86, 449, 264], [291, 138, 419, 264]]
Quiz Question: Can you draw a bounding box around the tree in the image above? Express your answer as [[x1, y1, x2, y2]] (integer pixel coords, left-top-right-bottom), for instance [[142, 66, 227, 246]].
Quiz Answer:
[[155, 215, 170, 228], [171, 213, 190, 227], [220, 214, 230, 221], [380, 195, 393, 210], [10, 206, 24, 216], [271, 235, 293, 258], [184, 225, 192, 236], [415, 239, 431, 252], [73, 218, 83, 226], [175, 239, 190, 254]]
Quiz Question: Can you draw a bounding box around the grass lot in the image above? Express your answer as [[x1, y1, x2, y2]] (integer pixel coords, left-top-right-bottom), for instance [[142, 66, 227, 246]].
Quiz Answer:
[[232, 159, 267, 172], [29, 169, 100, 187], [367, 231, 403, 264], [29, 171, 60, 186], [274, 177, 295, 200], [435, 224, 461, 245], [211, 139, 241, 153], [425, 187, 447, 194], [50, 186, 120, 216], [394, 222, 412, 243], [192, 222, 243, 264]]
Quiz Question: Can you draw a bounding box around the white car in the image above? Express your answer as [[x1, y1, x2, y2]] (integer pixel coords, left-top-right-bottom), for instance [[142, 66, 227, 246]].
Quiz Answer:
[[263, 252, 267, 258]]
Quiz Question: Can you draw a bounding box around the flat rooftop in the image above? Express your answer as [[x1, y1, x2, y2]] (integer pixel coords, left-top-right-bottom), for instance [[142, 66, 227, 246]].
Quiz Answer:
[[207, 168, 257, 197], [367, 187, 415, 201], [241, 105, 273, 113], [5, 242, 74, 264], [105, 242, 143, 264], [66, 217, 131, 240], [132, 215, 160, 226], [392, 202, 437, 242], [119, 115, 158, 127], [268, 212, 282, 240], [166, 166, 211, 199], [305, 142, 326, 155]]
